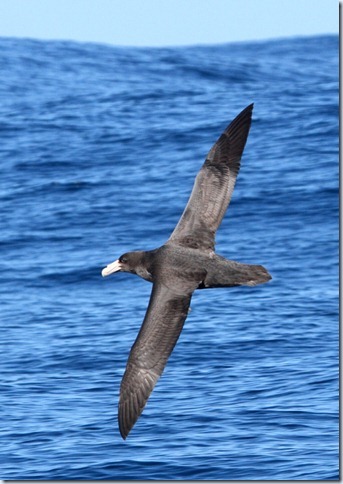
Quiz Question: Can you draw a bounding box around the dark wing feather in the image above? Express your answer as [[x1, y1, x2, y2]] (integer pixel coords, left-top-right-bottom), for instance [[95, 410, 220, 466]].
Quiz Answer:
[[168, 104, 253, 251], [118, 282, 192, 439]]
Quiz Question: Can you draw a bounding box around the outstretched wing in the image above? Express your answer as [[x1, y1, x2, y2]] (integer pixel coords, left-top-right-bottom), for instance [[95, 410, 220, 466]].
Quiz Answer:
[[168, 104, 253, 251], [118, 282, 192, 439]]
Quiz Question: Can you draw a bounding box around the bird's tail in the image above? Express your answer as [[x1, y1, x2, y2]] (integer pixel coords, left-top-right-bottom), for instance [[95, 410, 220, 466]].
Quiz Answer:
[[200, 256, 272, 289]]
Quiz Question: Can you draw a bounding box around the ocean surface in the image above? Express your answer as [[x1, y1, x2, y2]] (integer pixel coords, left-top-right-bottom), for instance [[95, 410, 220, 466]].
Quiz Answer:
[[0, 35, 338, 480]]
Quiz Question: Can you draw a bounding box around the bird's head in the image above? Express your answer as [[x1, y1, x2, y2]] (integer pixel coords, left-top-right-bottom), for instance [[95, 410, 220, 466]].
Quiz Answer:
[[101, 251, 145, 277]]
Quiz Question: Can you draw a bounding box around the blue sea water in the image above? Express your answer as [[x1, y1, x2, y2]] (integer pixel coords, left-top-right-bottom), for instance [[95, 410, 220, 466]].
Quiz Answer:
[[0, 35, 338, 480]]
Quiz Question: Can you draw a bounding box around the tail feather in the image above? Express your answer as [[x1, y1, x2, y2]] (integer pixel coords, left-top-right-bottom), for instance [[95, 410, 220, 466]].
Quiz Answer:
[[201, 256, 271, 289], [242, 264, 272, 286]]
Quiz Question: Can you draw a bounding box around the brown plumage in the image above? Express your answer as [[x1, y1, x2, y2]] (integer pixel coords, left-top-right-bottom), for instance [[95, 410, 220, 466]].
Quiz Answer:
[[102, 104, 271, 439]]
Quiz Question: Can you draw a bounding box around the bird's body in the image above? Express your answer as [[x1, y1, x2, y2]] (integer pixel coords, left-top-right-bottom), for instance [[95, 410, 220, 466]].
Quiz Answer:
[[102, 104, 271, 439]]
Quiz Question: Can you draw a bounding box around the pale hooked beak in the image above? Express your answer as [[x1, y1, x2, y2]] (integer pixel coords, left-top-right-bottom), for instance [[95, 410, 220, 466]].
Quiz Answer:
[[101, 259, 122, 277]]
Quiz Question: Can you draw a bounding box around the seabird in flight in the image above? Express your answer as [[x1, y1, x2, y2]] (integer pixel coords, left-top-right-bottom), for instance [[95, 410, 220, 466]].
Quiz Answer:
[[102, 104, 271, 439]]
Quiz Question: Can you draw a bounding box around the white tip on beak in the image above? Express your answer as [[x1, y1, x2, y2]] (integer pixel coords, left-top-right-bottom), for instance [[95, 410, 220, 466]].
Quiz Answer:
[[101, 259, 122, 277]]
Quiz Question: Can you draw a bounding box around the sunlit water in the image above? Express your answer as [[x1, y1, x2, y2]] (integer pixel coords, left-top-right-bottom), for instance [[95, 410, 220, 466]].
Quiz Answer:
[[1, 35, 338, 480]]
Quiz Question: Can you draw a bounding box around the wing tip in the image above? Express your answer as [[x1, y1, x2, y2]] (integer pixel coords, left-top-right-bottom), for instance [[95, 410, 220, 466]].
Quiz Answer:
[[223, 102, 254, 143], [243, 102, 254, 112], [118, 373, 157, 440], [119, 424, 128, 440], [118, 405, 131, 440], [246, 102, 254, 118], [233, 102, 254, 124]]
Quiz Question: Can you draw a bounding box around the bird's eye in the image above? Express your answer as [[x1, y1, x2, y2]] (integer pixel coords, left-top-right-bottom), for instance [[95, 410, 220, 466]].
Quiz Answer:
[[120, 257, 128, 264]]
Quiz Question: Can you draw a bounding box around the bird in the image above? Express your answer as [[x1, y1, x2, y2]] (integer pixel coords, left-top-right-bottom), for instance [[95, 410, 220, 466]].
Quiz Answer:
[[102, 104, 271, 440]]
